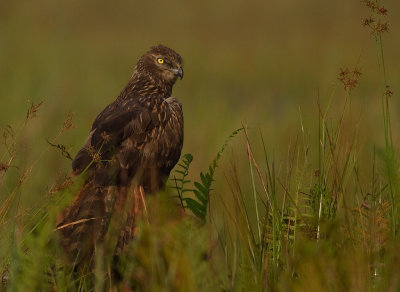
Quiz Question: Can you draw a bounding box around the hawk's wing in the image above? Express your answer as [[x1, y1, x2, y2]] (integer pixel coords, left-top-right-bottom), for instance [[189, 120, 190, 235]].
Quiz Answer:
[[72, 96, 164, 178]]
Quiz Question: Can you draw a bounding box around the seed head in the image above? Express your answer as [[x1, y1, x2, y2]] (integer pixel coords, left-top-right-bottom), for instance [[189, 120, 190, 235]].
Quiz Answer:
[[362, 17, 375, 27], [384, 85, 393, 98], [375, 21, 389, 33], [101, 131, 111, 144], [377, 6, 388, 15], [338, 67, 362, 93]]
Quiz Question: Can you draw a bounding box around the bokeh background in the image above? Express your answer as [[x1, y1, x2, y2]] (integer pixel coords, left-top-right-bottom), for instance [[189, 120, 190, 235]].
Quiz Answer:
[[0, 0, 399, 208]]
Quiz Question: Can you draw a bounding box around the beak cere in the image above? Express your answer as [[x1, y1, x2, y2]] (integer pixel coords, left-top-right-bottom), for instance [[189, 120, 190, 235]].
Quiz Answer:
[[177, 67, 184, 79]]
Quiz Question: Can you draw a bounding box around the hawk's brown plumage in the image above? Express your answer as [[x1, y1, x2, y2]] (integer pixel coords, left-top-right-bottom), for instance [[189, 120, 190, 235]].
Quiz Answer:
[[57, 45, 184, 264]]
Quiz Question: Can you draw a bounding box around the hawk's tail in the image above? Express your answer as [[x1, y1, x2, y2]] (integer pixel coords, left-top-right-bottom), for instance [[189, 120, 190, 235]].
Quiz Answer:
[[112, 186, 146, 255], [56, 180, 110, 265], [56, 180, 146, 266]]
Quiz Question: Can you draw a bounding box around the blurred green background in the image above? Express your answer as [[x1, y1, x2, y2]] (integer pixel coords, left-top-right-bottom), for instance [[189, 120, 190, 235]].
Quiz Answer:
[[0, 0, 399, 208]]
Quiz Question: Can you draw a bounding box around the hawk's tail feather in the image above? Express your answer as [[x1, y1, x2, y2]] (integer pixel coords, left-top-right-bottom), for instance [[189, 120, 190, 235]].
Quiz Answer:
[[56, 179, 112, 265], [108, 185, 146, 256], [57, 178, 146, 266]]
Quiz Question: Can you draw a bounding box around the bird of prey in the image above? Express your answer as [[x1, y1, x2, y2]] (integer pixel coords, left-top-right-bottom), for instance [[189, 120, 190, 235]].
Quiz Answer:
[[56, 44, 184, 264]]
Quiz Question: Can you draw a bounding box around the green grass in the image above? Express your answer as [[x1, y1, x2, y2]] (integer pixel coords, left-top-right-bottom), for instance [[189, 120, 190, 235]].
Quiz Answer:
[[1, 0, 400, 290]]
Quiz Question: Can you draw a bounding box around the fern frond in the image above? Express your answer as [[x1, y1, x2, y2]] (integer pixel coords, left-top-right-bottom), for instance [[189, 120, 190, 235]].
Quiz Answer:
[[173, 128, 243, 222], [172, 153, 193, 209]]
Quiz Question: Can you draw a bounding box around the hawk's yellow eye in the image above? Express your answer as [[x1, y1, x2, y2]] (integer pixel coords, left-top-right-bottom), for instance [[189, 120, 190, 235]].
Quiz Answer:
[[157, 58, 164, 64]]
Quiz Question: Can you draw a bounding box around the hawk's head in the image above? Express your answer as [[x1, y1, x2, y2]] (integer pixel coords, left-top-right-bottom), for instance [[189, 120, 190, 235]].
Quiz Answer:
[[137, 44, 183, 85]]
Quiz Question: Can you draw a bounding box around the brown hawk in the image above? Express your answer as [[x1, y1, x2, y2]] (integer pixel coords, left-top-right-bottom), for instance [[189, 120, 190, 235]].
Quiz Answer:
[[57, 45, 184, 264]]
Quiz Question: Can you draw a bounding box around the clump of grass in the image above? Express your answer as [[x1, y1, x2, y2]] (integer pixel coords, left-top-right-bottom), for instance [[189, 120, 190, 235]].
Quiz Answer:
[[0, 101, 78, 290]]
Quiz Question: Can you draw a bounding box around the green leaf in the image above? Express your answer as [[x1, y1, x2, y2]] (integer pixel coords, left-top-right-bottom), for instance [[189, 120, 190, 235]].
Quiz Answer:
[[183, 198, 206, 219], [193, 189, 208, 205], [194, 181, 209, 196]]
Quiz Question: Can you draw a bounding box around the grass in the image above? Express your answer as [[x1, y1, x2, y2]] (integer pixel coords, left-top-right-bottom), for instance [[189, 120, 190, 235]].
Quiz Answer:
[[1, 0, 400, 290]]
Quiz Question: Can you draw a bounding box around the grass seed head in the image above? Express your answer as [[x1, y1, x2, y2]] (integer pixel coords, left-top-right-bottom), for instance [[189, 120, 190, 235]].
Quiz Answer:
[[101, 131, 111, 144], [375, 21, 389, 33], [92, 153, 101, 164], [362, 0, 378, 11], [384, 85, 393, 98], [338, 67, 362, 92], [25, 100, 44, 121], [361, 0, 389, 35], [377, 5, 388, 15], [362, 17, 375, 27], [61, 112, 76, 133], [86, 145, 96, 156]]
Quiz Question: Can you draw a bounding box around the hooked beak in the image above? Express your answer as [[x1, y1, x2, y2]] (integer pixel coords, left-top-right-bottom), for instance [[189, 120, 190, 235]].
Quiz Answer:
[[174, 67, 184, 79]]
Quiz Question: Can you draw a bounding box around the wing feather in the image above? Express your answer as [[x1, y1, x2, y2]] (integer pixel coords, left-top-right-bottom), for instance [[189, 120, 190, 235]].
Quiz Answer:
[[72, 98, 153, 175], [72, 95, 183, 190]]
